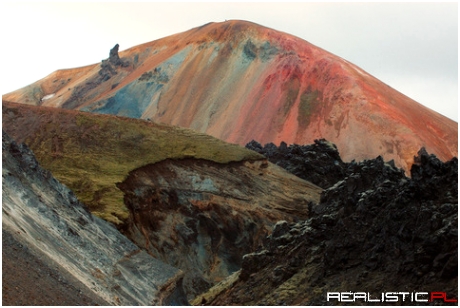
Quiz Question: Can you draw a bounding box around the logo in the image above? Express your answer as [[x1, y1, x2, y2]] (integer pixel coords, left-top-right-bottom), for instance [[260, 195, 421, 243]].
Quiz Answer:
[[326, 292, 457, 303]]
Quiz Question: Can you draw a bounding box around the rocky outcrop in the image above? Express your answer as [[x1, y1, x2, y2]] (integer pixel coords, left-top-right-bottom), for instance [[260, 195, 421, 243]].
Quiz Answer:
[[99, 44, 130, 82], [62, 44, 130, 109], [117, 158, 322, 299], [108, 44, 130, 67], [246, 139, 348, 188], [199, 148, 458, 305], [2, 131, 188, 305], [109, 44, 122, 65]]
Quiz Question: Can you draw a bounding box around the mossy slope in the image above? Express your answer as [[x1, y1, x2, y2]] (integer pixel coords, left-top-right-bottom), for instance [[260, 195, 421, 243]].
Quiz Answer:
[[2, 101, 263, 225]]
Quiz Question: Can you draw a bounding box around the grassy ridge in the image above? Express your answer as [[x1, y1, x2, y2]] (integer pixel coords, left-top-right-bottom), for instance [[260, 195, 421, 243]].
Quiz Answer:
[[2, 102, 263, 225]]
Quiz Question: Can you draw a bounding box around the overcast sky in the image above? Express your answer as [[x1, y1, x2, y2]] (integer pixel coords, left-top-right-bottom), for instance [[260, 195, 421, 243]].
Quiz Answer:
[[2, 2, 458, 121]]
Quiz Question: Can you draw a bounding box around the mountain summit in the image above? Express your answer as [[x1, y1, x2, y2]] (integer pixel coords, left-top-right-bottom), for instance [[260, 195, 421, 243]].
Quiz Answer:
[[3, 20, 457, 172]]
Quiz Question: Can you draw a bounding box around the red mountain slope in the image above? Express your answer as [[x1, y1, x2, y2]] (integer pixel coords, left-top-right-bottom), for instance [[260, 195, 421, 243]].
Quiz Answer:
[[3, 20, 457, 172]]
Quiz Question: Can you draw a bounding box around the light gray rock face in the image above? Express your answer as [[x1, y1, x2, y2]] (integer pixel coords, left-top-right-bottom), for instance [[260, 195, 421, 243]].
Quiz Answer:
[[2, 131, 188, 305]]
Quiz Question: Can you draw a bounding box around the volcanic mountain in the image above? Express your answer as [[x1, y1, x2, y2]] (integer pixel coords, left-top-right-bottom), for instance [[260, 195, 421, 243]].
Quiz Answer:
[[3, 20, 457, 172]]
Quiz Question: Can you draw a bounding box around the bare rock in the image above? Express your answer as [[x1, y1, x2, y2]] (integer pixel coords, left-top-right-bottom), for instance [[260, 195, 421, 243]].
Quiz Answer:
[[204, 146, 457, 305], [2, 131, 188, 305], [117, 158, 322, 299]]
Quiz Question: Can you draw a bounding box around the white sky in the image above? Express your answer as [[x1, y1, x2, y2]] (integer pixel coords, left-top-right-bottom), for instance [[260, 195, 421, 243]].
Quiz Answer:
[[1, 2, 458, 121]]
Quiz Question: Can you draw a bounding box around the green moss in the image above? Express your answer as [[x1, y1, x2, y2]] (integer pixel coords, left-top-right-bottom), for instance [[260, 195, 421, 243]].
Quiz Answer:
[[4, 105, 263, 226], [191, 270, 241, 305]]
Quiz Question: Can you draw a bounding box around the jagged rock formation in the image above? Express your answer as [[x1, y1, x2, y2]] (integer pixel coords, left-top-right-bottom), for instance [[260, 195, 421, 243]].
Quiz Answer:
[[2, 131, 188, 305], [117, 158, 321, 299], [197, 148, 458, 305], [109, 44, 123, 66], [100, 44, 130, 80], [246, 139, 348, 188], [63, 44, 131, 109], [3, 20, 457, 173]]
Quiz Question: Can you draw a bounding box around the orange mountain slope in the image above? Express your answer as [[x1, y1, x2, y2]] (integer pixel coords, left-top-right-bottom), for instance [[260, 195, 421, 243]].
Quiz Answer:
[[3, 20, 457, 172]]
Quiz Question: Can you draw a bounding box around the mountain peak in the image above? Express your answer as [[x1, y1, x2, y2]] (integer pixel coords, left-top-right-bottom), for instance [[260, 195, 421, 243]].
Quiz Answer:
[[194, 19, 273, 35], [190, 19, 311, 51], [3, 20, 457, 173]]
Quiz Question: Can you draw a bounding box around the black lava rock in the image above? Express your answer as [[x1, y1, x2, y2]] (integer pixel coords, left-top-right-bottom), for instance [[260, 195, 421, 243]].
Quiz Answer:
[[246, 139, 348, 188], [235, 141, 458, 305]]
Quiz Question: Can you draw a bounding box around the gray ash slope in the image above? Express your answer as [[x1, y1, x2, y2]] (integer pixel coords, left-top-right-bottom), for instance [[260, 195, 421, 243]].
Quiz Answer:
[[2, 228, 108, 305], [202, 141, 458, 305], [2, 131, 188, 306]]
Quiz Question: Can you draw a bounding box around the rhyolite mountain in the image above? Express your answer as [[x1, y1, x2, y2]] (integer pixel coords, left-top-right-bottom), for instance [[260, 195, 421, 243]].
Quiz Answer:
[[3, 20, 457, 173], [2, 18, 458, 305]]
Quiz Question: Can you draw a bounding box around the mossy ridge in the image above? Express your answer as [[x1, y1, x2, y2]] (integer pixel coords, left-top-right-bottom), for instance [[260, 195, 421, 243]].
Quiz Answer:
[[3, 103, 263, 226]]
